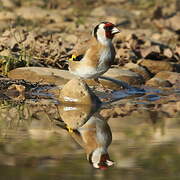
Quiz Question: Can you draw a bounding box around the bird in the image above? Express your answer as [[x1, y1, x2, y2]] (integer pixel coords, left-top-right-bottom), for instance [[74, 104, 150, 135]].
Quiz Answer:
[[57, 105, 113, 169], [62, 115, 113, 169], [79, 115, 114, 169], [68, 22, 120, 84]]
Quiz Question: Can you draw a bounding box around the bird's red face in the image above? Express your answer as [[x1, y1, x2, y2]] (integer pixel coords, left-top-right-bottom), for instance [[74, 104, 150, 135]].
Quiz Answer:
[[104, 22, 119, 39], [93, 22, 120, 42]]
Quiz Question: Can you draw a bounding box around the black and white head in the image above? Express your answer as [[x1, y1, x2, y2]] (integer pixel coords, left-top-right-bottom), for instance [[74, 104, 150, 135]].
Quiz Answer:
[[88, 148, 114, 170], [93, 22, 120, 45]]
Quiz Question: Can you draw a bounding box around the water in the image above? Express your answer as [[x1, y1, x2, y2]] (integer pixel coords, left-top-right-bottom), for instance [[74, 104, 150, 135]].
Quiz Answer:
[[0, 86, 180, 180]]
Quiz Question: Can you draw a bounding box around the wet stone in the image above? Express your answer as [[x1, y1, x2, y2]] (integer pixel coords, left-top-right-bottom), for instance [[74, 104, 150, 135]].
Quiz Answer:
[[139, 59, 174, 74], [154, 71, 180, 85], [59, 78, 101, 105], [146, 77, 172, 87]]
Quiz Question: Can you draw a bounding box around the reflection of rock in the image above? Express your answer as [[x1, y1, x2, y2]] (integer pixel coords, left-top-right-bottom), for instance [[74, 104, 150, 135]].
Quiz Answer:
[[57, 104, 113, 169], [59, 78, 101, 105], [58, 104, 95, 129]]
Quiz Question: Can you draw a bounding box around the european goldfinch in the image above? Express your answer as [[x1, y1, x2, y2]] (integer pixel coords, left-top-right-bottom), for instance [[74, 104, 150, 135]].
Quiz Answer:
[[69, 115, 114, 169], [68, 22, 120, 83]]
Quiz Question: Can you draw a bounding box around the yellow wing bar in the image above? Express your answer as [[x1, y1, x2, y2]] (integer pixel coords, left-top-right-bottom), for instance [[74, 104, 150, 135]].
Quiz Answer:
[[69, 54, 76, 61]]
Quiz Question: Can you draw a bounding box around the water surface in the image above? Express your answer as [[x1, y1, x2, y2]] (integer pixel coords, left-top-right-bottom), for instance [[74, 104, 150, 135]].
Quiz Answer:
[[0, 86, 180, 180]]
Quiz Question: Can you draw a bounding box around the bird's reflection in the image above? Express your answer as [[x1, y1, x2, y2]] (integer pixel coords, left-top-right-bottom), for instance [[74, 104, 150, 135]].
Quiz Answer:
[[57, 104, 113, 169]]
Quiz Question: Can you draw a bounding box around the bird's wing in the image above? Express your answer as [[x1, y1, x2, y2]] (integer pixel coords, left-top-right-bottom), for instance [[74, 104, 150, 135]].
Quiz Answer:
[[69, 37, 92, 61]]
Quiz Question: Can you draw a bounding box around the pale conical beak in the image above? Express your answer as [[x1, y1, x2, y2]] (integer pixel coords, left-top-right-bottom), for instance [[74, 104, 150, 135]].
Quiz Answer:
[[111, 27, 120, 34]]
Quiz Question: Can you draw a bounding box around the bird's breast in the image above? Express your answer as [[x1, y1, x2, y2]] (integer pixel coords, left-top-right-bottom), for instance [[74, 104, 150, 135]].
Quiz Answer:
[[98, 46, 115, 71]]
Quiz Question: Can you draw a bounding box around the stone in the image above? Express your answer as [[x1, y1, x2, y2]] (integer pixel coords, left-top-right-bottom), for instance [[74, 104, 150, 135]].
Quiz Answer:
[[175, 45, 180, 56], [115, 30, 134, 42], [1, 0, 15, 8], [124, 63, 151, 81], [105, 16, 119, 24], [64, 34, 78, 44], [8, 67, 145, 89], [59, 78, 101, 105], [0, 49, 11, 56], [6, 84, 26, 100], [139, 59, 174, 74], [8, 67, 74, 86], [163, 48, 173, 58], [102, 68, 145, 85], [90, 7, 107, 16], [166, 12, 180, 31], [0, 11, 16, 20], [154, 71, 180, 85], [140, 45, 161, 58], [116, 48, 134, 65], [15, 7, 49, 20], [145, 77, 172, 87]]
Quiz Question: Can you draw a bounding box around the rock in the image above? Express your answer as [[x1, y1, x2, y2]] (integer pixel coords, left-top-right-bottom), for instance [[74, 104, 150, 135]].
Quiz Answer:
[[151, 33, 161, 41], [1, 0, 15, 8], [59, 78, 101, 105], [105, 16, 119, 24], [175, 45, 180, 56], [0, 21, 9, 32], [8, 67, 74, 86], [146, 77, 172, 87], [58, 104, 94, 129], [0, 29, 27, 49], [48, 11, 63, 23], [8, 67, 144, 89], [160, 29, 178, 43], [15, 7, 49, 20], [161, 102, 180, 117], [163, 48, 173, 58], [115, 30, 134, 42], [0, 49, 11, 56], [0, 11, 16, 20], [155, 71, 180, 85], [140, 45, 161, 58], [102, 68, 145, 85], [7, 84, 25, 94], [165, 12, 180, 31], [177, 102, 180, 112], [124, 63, 151, 81], [139, 59, 174, 74], [104, 0, 126, 2], [22, 32, 36, 48], [116, 48, 135, 65], [6, 84, 25, 100], [64, 34, 78, 44], [90, 7, 107, 16]]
